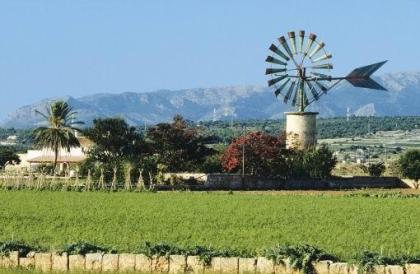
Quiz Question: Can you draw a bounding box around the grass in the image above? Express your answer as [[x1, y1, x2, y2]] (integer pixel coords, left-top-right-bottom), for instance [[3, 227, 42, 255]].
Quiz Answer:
[[0, 190, 419, 261]]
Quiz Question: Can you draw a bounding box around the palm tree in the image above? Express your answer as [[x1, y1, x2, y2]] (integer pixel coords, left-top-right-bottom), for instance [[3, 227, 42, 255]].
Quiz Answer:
[[33, 101, 84, 173]]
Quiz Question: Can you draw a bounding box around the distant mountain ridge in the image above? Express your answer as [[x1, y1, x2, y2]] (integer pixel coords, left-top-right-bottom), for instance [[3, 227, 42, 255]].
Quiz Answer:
[[1, 71, 420, 128]]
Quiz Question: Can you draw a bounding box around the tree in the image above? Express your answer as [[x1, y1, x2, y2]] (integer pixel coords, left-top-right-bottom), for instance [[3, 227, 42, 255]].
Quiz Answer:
[[147, 115, 214, 172], [82, 118, 146, 183], [301, 145, 337, 179], [220, 131, 287, 176], [399, 150, 420, 188], [362, 162, 386, 177], [33, 101, 83, 172], [84, 118, 145, 162], [0, 146, 20, 168]]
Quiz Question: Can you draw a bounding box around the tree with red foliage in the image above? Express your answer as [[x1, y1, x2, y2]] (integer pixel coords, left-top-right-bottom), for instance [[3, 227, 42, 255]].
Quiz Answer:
[[220, 131, 287, 176]]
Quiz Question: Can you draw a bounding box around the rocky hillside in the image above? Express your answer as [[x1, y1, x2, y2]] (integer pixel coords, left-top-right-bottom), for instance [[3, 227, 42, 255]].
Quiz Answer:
[[1, 72, 420, 128]]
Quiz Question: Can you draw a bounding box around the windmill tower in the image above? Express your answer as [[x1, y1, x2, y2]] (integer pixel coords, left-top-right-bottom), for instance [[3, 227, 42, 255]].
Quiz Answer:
[[265, 30, 387, 149]]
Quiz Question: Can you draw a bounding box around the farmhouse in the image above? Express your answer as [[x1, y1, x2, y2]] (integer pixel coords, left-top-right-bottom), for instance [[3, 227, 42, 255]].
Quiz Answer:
[[6, 134, 93, 173]]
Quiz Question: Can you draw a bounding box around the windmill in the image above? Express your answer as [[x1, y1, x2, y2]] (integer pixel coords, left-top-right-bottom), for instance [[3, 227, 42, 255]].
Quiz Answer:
[[265, 31, 387, 148]]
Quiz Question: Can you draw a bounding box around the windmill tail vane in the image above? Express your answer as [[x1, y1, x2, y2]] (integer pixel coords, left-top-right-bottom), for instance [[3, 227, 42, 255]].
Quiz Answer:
[[344, 61, 388, 91], [265, 30, 388, 112]]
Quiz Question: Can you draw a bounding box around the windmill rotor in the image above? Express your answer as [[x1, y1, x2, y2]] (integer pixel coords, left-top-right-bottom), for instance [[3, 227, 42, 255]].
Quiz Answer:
[[265, 30, 387, 112]]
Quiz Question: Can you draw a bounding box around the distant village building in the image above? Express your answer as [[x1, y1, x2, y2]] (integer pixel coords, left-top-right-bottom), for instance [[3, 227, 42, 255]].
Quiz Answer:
[[0, 135, 18, 146]]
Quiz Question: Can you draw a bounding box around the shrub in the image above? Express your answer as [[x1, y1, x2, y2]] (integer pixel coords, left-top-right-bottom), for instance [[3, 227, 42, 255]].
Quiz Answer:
[[355, 251, 401, 274], [138, 242, 184, 258], [61, 241, 114, 255], [302, 145, 337, 179], [0, 240, 40, 256], [361, 162, 386, 177], [286, 145, 337, 179], [264, 244, 337, 274], [137, 242, 252, 265]]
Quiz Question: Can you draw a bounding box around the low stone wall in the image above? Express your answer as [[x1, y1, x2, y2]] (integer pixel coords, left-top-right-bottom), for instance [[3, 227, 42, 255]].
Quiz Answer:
[[1, 251, 419, 273], [155, 174, 408, 190]]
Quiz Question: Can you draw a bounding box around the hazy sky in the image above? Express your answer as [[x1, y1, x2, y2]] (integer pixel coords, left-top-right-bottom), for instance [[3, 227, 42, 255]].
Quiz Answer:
[[0, 0, 419, 118]]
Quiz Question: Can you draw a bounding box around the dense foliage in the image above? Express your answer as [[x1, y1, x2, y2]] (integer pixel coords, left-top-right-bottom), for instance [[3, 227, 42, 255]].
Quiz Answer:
[[363, 162, 386, 177], [0, 146, 20, 168], [84, 118, 145, 163], [61, 241, 114, 255], [221, 132, 287, 176], [82, 118, 146, 183], [301, 145, 337, 179], [399, 149, 420, 187], [221, 133, 336, 179], [264, 244, 337, 274], [0, 240, 40, 256], [147, 115, 214, 172]]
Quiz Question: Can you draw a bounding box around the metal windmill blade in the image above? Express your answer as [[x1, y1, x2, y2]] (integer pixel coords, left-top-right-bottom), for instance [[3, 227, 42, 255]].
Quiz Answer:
[[265, 30, 387, 112]]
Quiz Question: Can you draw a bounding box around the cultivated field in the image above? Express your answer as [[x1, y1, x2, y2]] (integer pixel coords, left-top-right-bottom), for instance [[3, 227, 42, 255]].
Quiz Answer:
[[0, 190, 419, 261]]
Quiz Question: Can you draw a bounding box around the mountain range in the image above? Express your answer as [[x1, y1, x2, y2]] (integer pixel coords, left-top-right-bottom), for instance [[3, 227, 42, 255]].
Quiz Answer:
[[1, 71, 420, 128]]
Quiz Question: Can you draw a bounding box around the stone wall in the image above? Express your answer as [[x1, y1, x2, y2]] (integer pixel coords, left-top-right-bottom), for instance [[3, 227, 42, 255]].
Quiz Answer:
[[156, 174, 408, 190], [1, 251, 419, 273]]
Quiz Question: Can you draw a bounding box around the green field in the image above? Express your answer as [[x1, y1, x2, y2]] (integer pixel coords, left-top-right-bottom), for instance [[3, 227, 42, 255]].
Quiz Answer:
[[0, 190, 419, 261]]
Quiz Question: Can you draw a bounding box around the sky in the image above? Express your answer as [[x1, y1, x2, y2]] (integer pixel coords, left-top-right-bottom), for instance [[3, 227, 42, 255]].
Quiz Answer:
[[0, 0, 419, 118]]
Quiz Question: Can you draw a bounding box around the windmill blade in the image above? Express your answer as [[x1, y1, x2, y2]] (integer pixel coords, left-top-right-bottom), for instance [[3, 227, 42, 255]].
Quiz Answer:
[[314, 80, 328, 93], [269, 44, 290, 61], [265, 56, 287, 66], [267, 74, 288, 86], [284, 81, 296, 103], [305, 81, 320, 100], [278, 36, 294, 58], [265, 68, 287, 75], [311, 72, 332, 80], [312, 53, 332, 63], [288, 31, 297, 55], [304, 33, 317, 56], [345, 61, 387, 90], [309, 41, 325, 58], [274, 78, 291, 97], [298, 30, 305, 53], [311, 63, 333, 70]]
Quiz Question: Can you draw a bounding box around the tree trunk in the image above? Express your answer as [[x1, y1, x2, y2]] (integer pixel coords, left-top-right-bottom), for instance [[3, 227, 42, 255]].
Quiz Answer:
[[53, 145, 58, 175]]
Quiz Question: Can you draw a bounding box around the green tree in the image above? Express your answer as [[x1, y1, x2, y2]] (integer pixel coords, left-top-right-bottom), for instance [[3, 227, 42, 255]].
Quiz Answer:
[[302, 145, 337, 179], [399, 150, 420, 188], [33, 101, 83, 172], [82, 118, 146, 183], [0, 146, 20, 168], [84, 118, 145, 162], [147, 115, 214, 172], [362, 162, 386, 177]]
